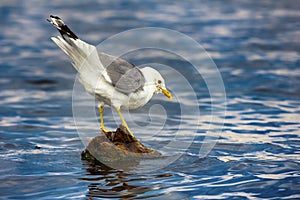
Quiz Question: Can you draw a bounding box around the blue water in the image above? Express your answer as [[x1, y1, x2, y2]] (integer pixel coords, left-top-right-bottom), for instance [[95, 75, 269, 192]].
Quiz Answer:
[[1, 0, 300, 199]]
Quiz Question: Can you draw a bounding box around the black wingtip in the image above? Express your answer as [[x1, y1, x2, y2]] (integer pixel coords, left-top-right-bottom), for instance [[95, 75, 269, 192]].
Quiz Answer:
[[50, 15, 61, 20], [48, 15, 78, 40]]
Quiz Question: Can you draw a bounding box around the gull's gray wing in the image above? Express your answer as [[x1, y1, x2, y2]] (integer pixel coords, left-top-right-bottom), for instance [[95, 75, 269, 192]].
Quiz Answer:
[[98, 52, 145, 94]]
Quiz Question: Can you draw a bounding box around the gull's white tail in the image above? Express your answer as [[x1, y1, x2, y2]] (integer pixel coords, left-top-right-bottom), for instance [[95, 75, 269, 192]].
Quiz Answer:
[[48, 15, 106, 86]]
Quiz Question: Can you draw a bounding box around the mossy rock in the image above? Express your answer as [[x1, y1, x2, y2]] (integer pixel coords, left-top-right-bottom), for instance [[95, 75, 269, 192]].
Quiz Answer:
[[81, 125, 161, 167]]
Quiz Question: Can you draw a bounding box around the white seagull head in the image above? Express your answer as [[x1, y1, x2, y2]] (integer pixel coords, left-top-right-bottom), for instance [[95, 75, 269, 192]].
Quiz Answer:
[[141, 67, 172, 100]]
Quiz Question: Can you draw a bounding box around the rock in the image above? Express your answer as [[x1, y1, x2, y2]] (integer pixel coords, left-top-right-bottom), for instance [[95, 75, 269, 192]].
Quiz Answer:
[[81, 125, 161, 167]]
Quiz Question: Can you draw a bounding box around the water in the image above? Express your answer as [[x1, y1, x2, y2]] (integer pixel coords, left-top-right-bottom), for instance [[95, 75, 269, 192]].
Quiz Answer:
[[1, 0, 299, 199]]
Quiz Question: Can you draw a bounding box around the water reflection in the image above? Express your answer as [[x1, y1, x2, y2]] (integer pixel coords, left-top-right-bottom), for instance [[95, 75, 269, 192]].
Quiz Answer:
[[81, 161, 179, 199], [1, 0, 300, 199]]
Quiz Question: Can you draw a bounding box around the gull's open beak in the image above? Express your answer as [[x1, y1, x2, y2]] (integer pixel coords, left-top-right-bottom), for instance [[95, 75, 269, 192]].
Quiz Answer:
[[160, 87, 172, 100]]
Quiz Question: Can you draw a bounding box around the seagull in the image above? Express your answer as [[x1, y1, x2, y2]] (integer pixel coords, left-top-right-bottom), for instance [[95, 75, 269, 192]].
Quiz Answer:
[[48, 15, 172, 137]]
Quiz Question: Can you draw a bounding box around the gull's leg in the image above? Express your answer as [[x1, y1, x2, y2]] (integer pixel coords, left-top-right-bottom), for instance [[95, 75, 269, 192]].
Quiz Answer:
[[116, 107, 135, 138], [99, 103, 111, 133]]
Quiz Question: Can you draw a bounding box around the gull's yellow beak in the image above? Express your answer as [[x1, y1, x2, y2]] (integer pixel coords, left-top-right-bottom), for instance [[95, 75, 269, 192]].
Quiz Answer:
[[161, 87, 172, 100]]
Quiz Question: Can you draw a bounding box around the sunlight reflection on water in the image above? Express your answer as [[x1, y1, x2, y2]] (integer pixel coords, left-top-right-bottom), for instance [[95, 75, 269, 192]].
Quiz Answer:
[[0, 0, 299, 199]]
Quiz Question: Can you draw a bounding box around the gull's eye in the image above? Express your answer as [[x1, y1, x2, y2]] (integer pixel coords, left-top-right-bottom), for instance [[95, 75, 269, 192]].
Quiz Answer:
[[158, 80, 162, 84]]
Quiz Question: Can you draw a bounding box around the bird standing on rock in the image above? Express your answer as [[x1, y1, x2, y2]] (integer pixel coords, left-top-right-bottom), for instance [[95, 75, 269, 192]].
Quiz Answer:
[[48, 15, 172, 137]]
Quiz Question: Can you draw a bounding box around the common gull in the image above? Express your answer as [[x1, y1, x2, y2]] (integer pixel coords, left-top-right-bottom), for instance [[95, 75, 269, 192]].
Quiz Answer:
[[48, 15, 172, 137]]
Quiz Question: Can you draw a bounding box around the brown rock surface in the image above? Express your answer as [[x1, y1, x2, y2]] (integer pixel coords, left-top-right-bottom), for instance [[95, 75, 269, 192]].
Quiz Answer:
[[81, 125, 161, 166]]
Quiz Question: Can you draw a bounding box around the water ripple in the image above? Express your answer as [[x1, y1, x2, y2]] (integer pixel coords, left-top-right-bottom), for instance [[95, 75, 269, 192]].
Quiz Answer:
[[0, 0, 299, 199]]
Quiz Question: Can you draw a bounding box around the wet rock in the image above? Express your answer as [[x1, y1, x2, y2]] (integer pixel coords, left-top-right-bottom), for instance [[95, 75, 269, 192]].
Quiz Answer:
[[81, 125, 161, 166]]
